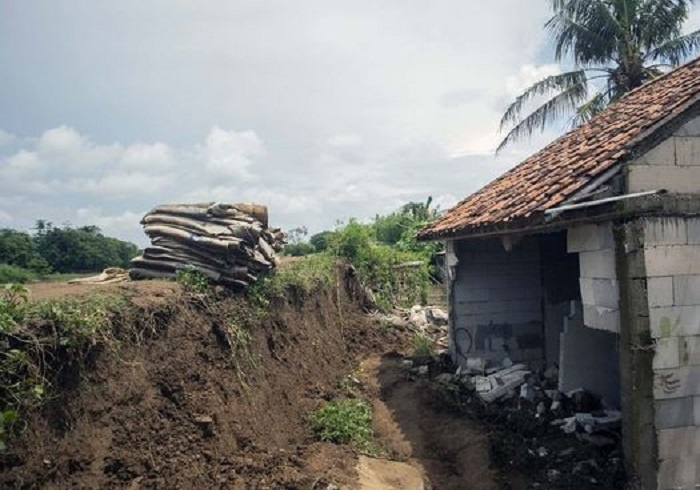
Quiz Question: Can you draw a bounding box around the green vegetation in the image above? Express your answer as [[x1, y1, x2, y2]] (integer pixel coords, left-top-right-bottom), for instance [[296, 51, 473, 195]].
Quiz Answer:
[[412, 333, 435, 358], [0, 284, 127, 450], [500, 0, 700, 150], [176, 266, 211, 294], [0, 222, 139, 283], [277, 198, 442, 310], [311, 398, 376, 454], [256, 254, 335, 299]]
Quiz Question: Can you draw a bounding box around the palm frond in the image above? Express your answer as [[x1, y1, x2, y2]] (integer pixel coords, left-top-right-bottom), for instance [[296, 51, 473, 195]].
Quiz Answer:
[[646, 28, 700, 65], [500, 70, 588, 130], [546, 0, 623, 64], [638, 0, 692, 53], [497, 80, 589, 153], [573, 90, 611, 126]]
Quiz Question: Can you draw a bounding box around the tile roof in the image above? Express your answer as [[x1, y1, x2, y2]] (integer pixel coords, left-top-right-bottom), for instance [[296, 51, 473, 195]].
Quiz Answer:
[[419, 56, 700, 240]]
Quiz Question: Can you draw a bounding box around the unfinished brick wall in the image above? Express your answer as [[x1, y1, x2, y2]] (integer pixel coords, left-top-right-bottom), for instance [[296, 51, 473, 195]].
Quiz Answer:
[[642, 217, 700, 488], [451, 237, 544, 365], [628, 115, 700, 193], [568, 222, 621, 332]]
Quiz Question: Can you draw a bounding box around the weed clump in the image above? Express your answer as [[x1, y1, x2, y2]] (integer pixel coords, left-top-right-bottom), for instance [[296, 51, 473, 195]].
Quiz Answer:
[[311, 398, 377, 454], [412, 332, 435, 358], [175, 266, 210, 294]]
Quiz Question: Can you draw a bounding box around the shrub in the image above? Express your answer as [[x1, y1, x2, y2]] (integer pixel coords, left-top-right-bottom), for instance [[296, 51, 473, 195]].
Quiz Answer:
[[327, 220, 429, 310], [0, 264, 37, 284], [283, 242, 316, 257], [175, 266, 210, 294], [311, 399, 376, 453]]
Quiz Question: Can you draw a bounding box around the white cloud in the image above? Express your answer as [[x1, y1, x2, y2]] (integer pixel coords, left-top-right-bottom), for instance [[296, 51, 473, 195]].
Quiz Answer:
[[120, 142, 174, 171], [203, 127, 266, 180], [505, 64, 562, 98], [0, 129, 15, 147], [0, 210, 12, 223]]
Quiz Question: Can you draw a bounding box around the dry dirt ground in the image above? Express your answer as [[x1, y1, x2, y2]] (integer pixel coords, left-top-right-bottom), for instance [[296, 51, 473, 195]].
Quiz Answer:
[[3, 277, 496, 489]]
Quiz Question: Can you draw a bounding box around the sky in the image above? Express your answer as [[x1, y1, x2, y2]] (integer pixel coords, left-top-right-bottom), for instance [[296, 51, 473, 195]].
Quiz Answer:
[[1, 1, 699, 246]]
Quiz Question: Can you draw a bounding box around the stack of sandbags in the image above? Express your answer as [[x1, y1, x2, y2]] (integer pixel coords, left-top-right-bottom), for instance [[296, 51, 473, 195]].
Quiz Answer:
[[129, 202, 285, 290]]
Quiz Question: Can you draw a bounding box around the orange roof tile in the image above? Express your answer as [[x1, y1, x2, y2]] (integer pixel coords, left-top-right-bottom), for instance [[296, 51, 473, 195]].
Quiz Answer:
[[419, 57, 700, 240]]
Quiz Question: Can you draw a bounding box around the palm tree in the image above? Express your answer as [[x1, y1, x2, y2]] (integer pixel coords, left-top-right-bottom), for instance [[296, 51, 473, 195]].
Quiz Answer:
[[498, 0, 700, 151]]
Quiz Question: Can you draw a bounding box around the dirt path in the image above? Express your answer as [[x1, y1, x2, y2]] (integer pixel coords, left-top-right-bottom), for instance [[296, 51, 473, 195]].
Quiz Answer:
[[357, 354, 496, 490]]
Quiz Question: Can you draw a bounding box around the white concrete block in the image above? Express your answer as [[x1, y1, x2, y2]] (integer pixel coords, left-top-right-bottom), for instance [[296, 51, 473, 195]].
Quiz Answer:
[[644, 218, 688, 246], [650, 306, 700, 338], [636, 137, 675, 165], [680, 336, 700, 366], [645, 245, 700, 277], [628, 164, 700, 193], [674, 275, 700, 306], [655, 337, 681, 370], [674, 115, 700, 137], [654, 366, 700, 399], [689, 219, 700, 245], [658, 457, 698, 490], [675, 136, 700, 166], [582, 304, 620, 333], [567, 223, 614, 253], [649, 277, 674, 307], [658, 427, 700, 459], [579, 277, 620, 308], [579, 249, 617, 279]]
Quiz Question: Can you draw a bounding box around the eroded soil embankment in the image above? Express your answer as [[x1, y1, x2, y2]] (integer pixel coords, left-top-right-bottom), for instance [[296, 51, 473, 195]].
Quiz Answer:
[[1, 270, 409, 489]]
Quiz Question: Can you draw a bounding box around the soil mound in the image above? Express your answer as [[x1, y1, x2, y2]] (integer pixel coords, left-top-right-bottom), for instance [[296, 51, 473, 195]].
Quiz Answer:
[[2, 267, 406, 489]]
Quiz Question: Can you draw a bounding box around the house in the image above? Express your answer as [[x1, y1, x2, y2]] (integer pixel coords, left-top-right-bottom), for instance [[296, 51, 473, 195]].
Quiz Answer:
[[418, 57, 700, 489]]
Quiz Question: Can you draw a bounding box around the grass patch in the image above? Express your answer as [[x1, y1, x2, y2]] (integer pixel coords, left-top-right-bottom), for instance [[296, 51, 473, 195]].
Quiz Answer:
[[256, 254, 335, 299], [311, 398, 377, 454], [412, 332, 435, 357]]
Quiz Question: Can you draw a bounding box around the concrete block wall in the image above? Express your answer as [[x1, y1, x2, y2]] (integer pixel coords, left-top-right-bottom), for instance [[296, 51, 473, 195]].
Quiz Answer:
[[568, 222, 621, 333], [642, 217, 700, 489], [628, 114, 700, 193], [452, 237, 543, 364]]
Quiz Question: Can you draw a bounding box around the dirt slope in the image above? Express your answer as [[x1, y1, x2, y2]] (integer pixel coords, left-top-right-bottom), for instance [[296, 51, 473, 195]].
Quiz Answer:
[[1, 269, 409, 489]]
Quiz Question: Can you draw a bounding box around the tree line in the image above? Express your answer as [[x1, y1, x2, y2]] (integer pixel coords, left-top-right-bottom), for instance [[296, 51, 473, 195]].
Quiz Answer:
[[0, 221, 139, 282]]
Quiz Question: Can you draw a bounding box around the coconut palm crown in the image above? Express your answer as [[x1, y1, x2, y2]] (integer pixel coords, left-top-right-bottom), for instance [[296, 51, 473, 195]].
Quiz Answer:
[[498, 0, 700, 152]]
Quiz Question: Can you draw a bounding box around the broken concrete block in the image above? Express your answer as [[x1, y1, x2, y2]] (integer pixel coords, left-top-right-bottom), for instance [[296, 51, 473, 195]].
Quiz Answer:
[[465, 357, 486, 374], [582, 305, 620, 333]]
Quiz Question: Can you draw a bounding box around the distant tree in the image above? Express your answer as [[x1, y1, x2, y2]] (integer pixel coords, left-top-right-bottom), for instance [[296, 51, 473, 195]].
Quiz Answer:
[[499, 0, 700, 151], [309, 231, 332, 252], [0, 229, 52, 273], [35, 223, 139, 272]]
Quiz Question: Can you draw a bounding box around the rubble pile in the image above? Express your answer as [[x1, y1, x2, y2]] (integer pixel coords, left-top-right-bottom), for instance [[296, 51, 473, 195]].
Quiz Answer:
[[129, 202, 285, 290], [418, 357, 626, 488], [373, 305, 449, 349]]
